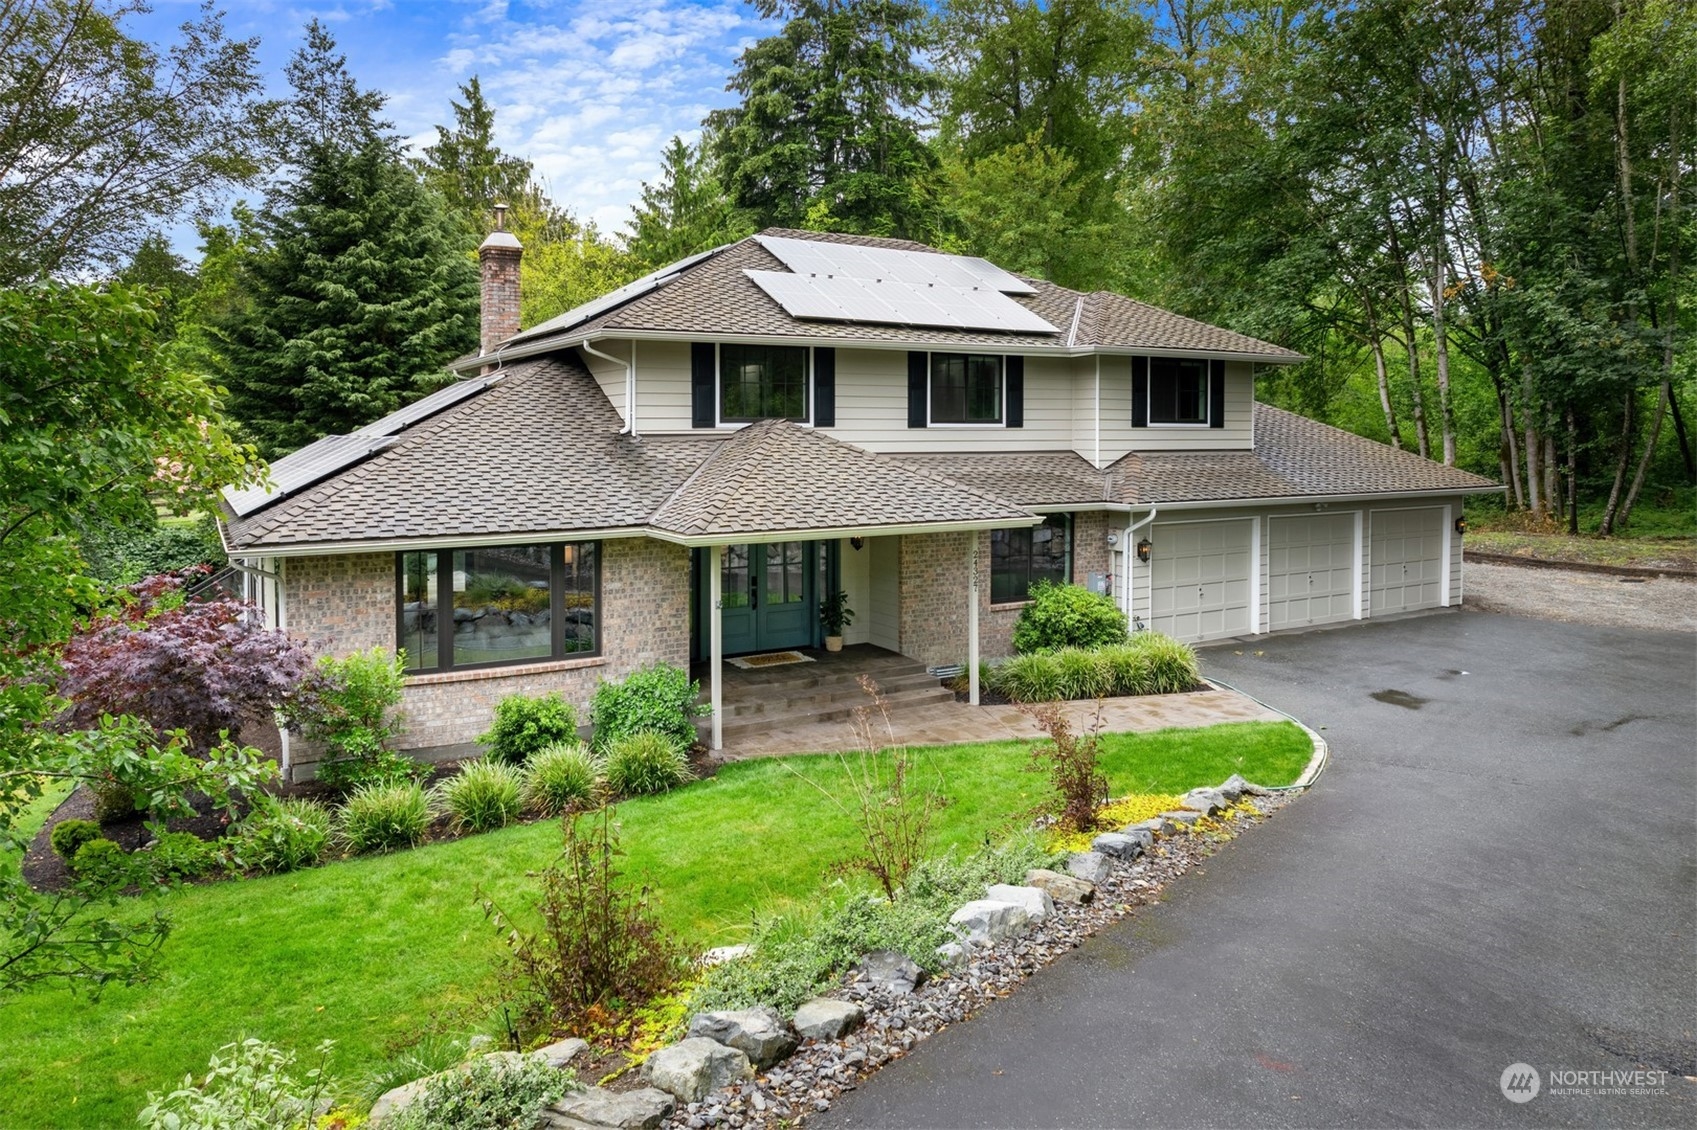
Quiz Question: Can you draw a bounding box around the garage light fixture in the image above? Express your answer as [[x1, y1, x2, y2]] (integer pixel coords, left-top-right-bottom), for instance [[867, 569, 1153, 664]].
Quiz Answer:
[[1454, 516, 1467, 536], [1136, 538, 1152, 563], [849, 536, 865, 551]]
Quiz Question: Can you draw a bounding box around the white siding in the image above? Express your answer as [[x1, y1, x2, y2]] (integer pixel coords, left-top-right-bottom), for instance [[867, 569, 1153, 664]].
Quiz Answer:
[[632, 339, 694, 432], [827, 348, 1076, 454], [867, 535, 901, 651], [838, 536, 872, 646], [582, 340, 628, 422], [1099, 359, 1256, 459], [1072, 355, 1100, 465]]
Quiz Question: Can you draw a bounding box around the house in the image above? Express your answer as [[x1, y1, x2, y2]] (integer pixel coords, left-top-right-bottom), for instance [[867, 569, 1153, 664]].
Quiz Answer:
[[220, 223, 1498, 777]]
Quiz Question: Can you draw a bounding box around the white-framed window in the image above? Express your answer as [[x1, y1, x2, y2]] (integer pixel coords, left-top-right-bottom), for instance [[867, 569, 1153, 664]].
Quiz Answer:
[[929, 352, 1003, 425]]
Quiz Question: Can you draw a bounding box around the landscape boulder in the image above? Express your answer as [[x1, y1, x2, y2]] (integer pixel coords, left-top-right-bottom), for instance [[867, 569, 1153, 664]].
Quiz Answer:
[[1066, 851, 1113, 884], [853, 949, 927, 994], [1024, 868, 1095, 904], [1126, 816, 1175, 837], [792, 998, 865, 1040], [1219, 773, 1270, 800], [687, 1006, 798, 1068], [984, 883, 1055, 921], [535, 1037, 589, 1070], [1180, 788, 1226, 815], [1091, 832, 1144, 860], [642, 1038, 751, 1103], [541, 1086, 675, 1130], [1161, 808, 1204, 828], [948, 899, 1031, 947], [700, 944, 752, 967]]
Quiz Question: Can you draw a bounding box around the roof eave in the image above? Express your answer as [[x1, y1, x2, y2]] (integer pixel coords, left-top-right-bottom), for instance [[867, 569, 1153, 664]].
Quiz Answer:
[[1128, 485, 1505, 510]]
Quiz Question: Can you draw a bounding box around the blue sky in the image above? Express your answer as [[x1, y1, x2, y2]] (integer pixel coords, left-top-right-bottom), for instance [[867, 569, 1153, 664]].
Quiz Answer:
[[133, 0, 774, 241]]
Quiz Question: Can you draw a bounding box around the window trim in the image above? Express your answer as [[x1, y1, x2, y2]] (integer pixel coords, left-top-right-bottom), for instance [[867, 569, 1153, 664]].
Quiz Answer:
[[989, 513, 1073, 606], [1145, 356, 1212, 427], [716, 342, 813, 426], [395, 541, 602, 674], [927, 351, 1006, 427]]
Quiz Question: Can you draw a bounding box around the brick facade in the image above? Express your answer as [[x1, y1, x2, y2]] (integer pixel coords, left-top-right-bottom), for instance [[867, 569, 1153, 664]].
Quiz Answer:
[[895, 510, 1114, 668], [281, 537, 690, 775]]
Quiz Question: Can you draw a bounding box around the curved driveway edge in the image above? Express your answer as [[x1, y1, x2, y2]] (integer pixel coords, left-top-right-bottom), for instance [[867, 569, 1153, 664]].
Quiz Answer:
[[822, 612, 1696, 1129]]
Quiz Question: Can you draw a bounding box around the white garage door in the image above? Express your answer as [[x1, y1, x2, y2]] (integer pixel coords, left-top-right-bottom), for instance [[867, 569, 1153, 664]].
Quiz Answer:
[[1150, 519, 1254, 643], [1269, 513, 1358, 630], [1369, 507, 1446, 614]]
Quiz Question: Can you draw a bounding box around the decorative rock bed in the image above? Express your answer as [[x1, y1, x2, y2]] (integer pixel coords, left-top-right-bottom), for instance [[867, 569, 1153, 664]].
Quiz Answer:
[[372, 779, 1291, 1129]]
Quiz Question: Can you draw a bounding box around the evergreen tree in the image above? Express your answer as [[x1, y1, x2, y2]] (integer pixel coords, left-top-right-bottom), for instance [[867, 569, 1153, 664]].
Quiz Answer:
[[625, 135, 752, 271], [217, 25, 477, 456], [421, 76, 535, 236], [708, 0, 939, 237]]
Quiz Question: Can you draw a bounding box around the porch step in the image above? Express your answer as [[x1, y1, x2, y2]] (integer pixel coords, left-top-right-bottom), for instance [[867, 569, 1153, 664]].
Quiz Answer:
[[709, 685, 957, 742], [694, 648, 958, 744]]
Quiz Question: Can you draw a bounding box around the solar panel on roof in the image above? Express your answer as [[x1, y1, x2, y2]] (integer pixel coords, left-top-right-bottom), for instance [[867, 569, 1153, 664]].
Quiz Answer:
[[506, 246, 722, 345], [226, 373, 504, 517], [353, 372, 501, 437], [224, 434, 398, 517], [958, 256, 1038, 295]]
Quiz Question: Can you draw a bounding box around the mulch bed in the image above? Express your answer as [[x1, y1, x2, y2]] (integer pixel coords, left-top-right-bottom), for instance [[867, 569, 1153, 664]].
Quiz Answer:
[[950, 680, 1214, 707]]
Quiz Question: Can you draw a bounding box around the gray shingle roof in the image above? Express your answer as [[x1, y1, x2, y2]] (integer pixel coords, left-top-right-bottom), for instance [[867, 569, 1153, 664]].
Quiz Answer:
[[650, 419, 1033, 538], [889, 452, 1111, 509], [488, 229, 1304, 361], [224, 353, 1033, 553], [1112, 405, 1501, 503]]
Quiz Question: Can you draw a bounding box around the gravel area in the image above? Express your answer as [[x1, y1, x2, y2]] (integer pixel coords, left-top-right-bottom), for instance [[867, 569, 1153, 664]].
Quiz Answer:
[[660, 794, 1294, 1130], [1464, 560, 1697, 632]]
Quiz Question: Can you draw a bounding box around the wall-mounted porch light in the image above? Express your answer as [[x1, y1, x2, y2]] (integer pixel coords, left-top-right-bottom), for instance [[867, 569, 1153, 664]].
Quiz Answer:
[[849, 536, 865, 551], [1454, 516, 1467, 536], [1136, 538, 1152, 563]]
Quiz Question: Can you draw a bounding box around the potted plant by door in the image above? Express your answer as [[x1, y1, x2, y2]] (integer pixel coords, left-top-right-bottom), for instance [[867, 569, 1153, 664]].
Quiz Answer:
[[820, 590, 854, 653]]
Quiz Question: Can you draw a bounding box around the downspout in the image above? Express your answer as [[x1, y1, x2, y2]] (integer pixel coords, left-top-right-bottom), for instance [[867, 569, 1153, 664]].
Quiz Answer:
[[1123, 507, 1158, 632], [579, 339, 636, 436]]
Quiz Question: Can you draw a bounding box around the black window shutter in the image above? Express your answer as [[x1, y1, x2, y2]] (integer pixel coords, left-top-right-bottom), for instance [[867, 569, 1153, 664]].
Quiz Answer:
[[1131, 356, 1148, 428], [1209, 359, 1226, 428], [907, 351, 928, 428], [813, 347, 835, 427], [690, 343, 715, 428], [1005, 355, 1024, 428]]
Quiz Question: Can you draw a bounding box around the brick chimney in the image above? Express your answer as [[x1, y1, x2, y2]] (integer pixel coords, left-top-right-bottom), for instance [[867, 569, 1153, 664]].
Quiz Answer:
[[478, 204, 523, 355]]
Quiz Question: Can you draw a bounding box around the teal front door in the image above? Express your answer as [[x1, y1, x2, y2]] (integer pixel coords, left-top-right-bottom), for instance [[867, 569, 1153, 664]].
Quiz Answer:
[[719, 542, 815, 655]]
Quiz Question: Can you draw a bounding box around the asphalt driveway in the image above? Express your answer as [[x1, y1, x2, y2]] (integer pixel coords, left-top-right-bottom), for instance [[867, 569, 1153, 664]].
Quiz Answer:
[[824, 611, 1696, 1128]]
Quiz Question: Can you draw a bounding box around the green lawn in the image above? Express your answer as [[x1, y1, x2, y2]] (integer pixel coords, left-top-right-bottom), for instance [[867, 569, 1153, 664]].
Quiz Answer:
[[0, 722, 1310, 1128]]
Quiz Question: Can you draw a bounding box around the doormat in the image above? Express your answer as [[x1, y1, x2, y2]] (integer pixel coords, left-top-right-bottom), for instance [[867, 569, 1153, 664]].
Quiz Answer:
[[727, 651, 815, 670]]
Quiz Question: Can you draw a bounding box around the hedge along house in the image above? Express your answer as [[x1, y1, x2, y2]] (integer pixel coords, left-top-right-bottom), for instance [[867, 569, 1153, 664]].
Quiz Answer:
[[220, 223, 1498, 778]]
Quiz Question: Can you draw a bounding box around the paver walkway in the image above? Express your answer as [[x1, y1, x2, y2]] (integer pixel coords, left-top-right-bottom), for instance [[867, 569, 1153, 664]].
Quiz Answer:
[[715, 683, 1284, 760]]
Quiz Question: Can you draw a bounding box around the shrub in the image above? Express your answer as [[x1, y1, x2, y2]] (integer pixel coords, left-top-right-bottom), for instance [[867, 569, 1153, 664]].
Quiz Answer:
[[482, 808, 688, 1040], [589, 663, 707, 754], [437, 759, 525, 833], [1023, 701, 1110, 833], [339, 782, 433, 854], [145, 831, 222, 881], [479, 693, 578, 766], [1055, 646, 1110, 700], [231, 797, 333, 873], [523, 742, 602, 816], [387, 1054, 575, 1130], [56, 574, 316, 752], [1010, 581, 1129, 654], [138, 1037, 336, 1130], [90, 778, 140, 824], [79, 513, 225, 585], [70, 837, 134, 888], [994, 652, 1064, 703], [1126, 633, 1202, 693], [284, 647, 408, 790], [315, 747, 428, 794], [691, 836, 1053, 1014], [601, 732, 694, 798], [49, 818, 103, 862]]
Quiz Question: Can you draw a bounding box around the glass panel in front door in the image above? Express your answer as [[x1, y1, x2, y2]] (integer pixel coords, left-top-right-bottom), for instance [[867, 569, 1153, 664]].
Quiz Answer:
[[765, 542, 805, 606], [722, 544, 750, 608]]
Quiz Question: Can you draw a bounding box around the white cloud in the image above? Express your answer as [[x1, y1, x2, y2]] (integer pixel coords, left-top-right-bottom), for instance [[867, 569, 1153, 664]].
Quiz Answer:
[[411, 0, 763, 235]]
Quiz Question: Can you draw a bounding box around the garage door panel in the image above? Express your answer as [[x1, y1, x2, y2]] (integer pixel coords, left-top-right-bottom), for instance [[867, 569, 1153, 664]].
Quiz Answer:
[[1268, 514, 1357, 631], [1150, 520, 1254, 643], [1369, 508, 1445, 614]]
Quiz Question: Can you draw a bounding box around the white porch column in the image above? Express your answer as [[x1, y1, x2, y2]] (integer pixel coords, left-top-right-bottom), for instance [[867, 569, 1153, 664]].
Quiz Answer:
[[709, 544, 724, 751], [967, 536, 980, 706]]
